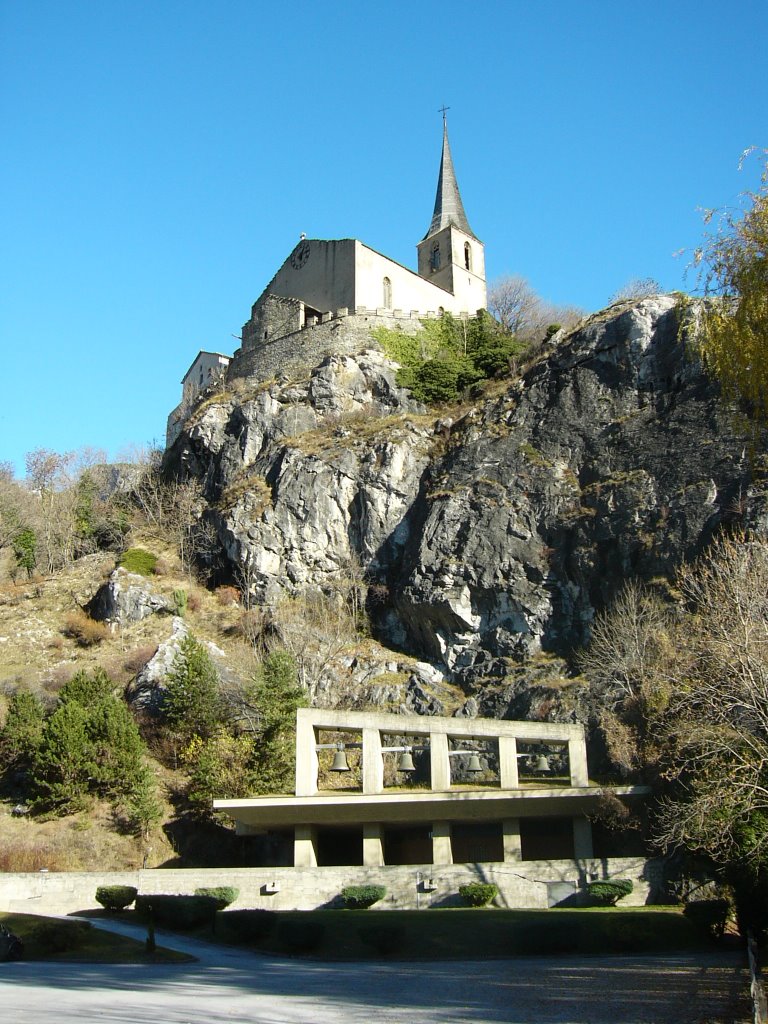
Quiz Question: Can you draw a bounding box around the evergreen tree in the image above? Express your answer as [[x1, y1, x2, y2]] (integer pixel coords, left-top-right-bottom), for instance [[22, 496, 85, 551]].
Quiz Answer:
[[124, 765, 162, 840], [87, 697, 147, 799], [12, 528, 37, 578], [0, 690, 45, 775], [247, 650, 306, 794], [32, 701, 95, 811], [163, 634, 224, 742], [58, 666, 114, 707], [31, 667, 156, 815]]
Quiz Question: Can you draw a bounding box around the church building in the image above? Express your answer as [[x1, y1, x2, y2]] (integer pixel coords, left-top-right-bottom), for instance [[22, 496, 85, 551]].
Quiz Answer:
[[167, 117, 487, 444]]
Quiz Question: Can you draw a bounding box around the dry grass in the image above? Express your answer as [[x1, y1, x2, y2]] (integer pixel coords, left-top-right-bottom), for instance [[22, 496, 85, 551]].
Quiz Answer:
[[61, 610, 109, 647], [0, 801, 175, 871]]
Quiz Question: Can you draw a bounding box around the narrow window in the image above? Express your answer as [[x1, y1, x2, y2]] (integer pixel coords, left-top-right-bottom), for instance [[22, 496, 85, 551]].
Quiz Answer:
[[464, 242, 472, 271], [382, 277, 392, 309], [431, 242, 441, 271]]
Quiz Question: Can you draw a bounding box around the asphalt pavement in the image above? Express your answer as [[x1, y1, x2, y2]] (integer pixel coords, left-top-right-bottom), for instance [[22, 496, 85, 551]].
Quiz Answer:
[[0, 914, 751, 1024]]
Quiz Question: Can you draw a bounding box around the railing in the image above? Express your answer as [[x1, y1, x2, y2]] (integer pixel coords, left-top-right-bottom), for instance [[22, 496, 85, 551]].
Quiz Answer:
[[748, 931, 767, 1024]]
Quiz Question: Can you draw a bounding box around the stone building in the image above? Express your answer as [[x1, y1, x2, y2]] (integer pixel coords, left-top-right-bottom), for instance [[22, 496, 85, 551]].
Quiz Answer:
[[166, 349, 230, 446], [167, 117, 487, 440]]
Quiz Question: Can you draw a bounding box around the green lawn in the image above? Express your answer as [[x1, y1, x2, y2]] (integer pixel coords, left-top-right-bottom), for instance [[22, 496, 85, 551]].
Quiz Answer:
[[0, 912, 191, 963], [202, 905, 719, 960]]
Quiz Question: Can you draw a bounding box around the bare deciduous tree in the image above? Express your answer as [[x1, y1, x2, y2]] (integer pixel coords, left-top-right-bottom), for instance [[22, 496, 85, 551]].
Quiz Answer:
[[488, 274, 584, 341]]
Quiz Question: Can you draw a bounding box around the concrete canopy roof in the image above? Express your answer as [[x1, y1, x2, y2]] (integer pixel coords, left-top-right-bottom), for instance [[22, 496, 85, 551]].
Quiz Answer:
[[214, 784, 648, 832]]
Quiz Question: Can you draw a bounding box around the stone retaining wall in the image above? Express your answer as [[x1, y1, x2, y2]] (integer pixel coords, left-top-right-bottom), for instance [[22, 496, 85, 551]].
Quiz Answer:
[[0, 857, 662, 916]]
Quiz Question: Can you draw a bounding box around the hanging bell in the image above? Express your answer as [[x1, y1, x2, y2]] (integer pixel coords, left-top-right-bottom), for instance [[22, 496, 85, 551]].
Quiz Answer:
[[330, 746, 350, 772], [466, 753, 483, 773], [397, 748, 416, 772], [535, 754, 551, 773]]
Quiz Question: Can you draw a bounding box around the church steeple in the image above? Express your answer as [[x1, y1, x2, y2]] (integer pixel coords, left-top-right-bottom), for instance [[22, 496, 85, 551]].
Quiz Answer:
[[423, 110, 476, 240], [416, 110, 486, 312]]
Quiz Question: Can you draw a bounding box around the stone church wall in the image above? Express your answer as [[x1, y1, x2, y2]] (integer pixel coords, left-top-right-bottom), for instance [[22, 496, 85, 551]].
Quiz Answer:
[[230, 308, 427, 384]]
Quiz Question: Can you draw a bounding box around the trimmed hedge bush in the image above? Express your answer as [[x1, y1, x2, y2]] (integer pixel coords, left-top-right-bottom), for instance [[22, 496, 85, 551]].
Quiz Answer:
[[459, 882, 498, 907], [340, 885, 386, 909], [134, 894, 219, 929], [586, 879, 634, 906], [194, 886, 239, 910], [95, 885, 138, 912]]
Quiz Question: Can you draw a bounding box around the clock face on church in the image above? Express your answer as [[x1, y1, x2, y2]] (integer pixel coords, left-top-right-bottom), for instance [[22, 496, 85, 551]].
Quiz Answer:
[[290, 240, 310, 270]]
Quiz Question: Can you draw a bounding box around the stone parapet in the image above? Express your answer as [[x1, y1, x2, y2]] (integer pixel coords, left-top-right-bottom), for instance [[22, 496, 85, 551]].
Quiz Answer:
[[228, 308, 481, 387]]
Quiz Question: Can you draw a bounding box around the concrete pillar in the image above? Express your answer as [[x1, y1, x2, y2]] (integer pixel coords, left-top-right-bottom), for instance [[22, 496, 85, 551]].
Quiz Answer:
[[431, 821, 453, 865], [573, 817, 594, 860], [294, 825, 318, 867], [430, 732, 450, 791], [502, 818, 522, 862], [363, 823, 384, 866], [568, 735, 589, 787], [499, 736, 519, 788], [362, 728, 383, 794], [295, 718, 318, 796]]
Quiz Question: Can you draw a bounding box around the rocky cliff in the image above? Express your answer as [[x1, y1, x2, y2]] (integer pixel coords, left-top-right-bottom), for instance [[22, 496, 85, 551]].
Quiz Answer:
[[166, 296, 756, 693]]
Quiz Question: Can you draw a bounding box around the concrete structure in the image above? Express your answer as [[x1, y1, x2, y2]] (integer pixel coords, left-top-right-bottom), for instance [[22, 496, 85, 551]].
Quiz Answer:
[[166, 349, 230, 446], [215, 709, 647, 880]]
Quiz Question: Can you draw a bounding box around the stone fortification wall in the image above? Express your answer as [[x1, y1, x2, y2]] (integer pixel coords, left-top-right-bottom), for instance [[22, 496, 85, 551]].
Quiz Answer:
[[228, 306, 478, 385], [0, 857, 659, 917]]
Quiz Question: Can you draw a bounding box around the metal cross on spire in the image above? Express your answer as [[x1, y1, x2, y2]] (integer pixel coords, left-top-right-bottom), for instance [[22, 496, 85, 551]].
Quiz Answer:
[[438, 104, 450, 126]]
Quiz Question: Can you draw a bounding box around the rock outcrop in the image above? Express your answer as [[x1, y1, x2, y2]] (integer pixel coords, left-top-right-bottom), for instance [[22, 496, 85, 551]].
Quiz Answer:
[[87, 568, 172, 625], [166, 297, 757, 690]]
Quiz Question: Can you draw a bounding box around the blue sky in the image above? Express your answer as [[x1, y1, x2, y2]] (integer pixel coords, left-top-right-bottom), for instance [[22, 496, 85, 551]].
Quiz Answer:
[[2, 0, 767, 477]]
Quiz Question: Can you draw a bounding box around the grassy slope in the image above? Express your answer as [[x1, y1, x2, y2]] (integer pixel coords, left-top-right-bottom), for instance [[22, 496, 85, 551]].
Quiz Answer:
[[0, 911, 190, 962]]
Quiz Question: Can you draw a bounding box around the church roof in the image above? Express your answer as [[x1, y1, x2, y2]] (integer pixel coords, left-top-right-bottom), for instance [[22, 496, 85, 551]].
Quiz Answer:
[[423, 117, 476, 240]]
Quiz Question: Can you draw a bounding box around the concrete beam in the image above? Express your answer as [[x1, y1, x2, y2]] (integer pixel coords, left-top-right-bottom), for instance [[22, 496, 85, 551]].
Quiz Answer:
[[362, 727, 383, 794], [430, 732, 450, 791], [499, 736, 519, 788]]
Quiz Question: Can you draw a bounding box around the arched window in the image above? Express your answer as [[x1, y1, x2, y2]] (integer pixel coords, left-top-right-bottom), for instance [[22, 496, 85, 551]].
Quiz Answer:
[[383, 277, 392, 309], [464, 242, 472, 271], [431, 242, 441, 271]]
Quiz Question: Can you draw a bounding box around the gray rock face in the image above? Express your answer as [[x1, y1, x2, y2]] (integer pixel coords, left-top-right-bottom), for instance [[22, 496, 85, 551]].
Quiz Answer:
[[167, 297, 756, 689], [87, 569, 172, 625]]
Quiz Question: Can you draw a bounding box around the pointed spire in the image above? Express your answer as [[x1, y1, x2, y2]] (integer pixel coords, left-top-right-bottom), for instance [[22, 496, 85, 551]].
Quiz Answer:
[[424, 110, 476, 239]]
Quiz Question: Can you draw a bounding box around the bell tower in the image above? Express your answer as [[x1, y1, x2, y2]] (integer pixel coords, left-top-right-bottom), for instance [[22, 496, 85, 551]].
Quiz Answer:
[[417, 110, 486, 311]]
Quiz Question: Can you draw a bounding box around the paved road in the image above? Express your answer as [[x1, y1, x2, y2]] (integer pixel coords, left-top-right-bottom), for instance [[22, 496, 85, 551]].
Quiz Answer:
[[0, 917, 750, 1023]]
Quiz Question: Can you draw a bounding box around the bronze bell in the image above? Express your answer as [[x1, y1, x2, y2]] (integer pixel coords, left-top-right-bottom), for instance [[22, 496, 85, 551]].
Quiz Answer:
[[330, 747, 350, 772], [466, 753, 483, 773], [535, 754, 551, 773], [397, 749, 416, 772]]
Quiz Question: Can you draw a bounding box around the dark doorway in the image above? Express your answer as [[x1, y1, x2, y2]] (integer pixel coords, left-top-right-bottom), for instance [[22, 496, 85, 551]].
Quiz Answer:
[[451, 822, 504, 863], [315, 827, 363, 866], [383, 825, 432, 865], [520, 818, 575, 860]]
